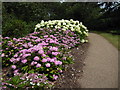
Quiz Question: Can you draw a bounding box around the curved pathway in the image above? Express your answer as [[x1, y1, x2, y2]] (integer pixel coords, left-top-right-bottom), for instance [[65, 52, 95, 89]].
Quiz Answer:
[[79, 33, 118, 88]]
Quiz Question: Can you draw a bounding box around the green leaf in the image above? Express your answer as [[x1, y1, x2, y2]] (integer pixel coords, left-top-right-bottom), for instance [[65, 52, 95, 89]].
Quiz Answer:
[[18, 84, 25, 87], [45, 74, 48, 76], [50, 75, 53, 79], [21, 66, 28, 71], [18, 82, 28, 88], [6, 76, 23, 85], [46, 69, 49, 71], [50, 70, 54, 74], [28, 69, 34, 73]]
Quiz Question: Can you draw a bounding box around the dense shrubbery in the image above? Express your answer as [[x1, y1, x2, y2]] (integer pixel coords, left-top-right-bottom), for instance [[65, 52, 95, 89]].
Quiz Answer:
[[1, 20, 88, 89], [2, 17, 36, 38], [35, 19, 88, 43], [2, 19, 28, 38]]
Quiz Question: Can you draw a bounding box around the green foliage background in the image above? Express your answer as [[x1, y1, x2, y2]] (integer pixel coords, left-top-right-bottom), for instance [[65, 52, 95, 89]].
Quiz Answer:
[[2, 2, 120, 38]]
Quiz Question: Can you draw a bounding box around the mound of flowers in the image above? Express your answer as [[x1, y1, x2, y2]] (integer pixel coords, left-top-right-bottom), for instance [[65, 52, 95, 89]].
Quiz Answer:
[[35, 19, 88, 43], [1, 19, 88, 89]]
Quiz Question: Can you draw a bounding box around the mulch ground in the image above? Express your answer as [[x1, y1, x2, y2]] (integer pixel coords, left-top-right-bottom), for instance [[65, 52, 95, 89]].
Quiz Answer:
[[53, 42, 89, 89]]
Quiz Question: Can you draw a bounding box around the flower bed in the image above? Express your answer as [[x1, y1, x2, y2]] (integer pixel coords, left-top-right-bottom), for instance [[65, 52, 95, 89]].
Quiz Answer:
[[35, 19, 88, 43], [1, 19, 88, 89]]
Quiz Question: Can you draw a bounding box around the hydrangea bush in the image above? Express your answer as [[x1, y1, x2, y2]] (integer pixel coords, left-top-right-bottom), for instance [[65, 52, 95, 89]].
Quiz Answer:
[[35, 19, 88, 43], [1, 19, 88, 89]]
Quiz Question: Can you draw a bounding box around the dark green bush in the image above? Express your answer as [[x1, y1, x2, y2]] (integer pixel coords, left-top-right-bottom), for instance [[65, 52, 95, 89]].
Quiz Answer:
[[2, 18, 30, 38]]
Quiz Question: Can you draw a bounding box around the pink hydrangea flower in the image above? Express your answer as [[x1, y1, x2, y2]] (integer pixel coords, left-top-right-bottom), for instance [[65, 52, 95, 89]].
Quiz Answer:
[[11, 65, 16, 69], [10, 58, 16, 62], [53, 75, 58, 80], [22, 54, 31, 58], [21, 59, 27, 64], [35, 38, 41, 42], [2, 86, 7, 89], [46, 57, 51, 61], [23, 43, 28, 48], [34, 62, 37, 64], [44, 35, 48, 38], [50, 47, 58, 51], [13, 54, 18, 58], [52, 57, 57, 60], [34, 56, 40, 61], [62, 57, 66, 60], [54, 61, 62, 65], [13, 38, 17, 41], [16, 58, 20, 61], [38, 50, 44, 54], [1, 53, 5, 57], [36, 63, 41, 68], [31, 61, 34, 66], [59, 70, 62, 73], [52, 52, 60, 56], [4, 37, 10, 39], [42, 58, 47, 62], [41, 54, 46, 57], [50, 59, 54, 62], [13, 69, 19, 75], [6, 48, 8, 50], [31, 61, 37, 66], [14, 69, 18, 73], [49, 39, 55, 43], [46, 63, 50, 67]]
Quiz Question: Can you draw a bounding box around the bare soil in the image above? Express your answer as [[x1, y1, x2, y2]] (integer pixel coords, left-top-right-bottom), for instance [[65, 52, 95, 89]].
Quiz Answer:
[[53, 42, 89, 89]]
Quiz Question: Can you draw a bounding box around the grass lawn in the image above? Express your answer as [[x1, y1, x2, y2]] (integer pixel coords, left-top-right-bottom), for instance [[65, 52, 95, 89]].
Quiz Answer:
[[92, 31, 120, 50]]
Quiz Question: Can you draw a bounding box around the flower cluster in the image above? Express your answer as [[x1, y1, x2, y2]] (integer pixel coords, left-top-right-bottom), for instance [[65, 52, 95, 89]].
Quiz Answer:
[[2, 73, 54, 89], [35, 19, 88, 43], [35, 19, 88, 33], [2, 20, 88, 89]]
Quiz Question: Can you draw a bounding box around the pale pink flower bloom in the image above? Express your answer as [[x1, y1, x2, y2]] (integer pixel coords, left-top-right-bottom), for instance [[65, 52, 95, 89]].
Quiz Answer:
[[42, 58, 47, 62], [36, 64, 41, 68], [38, 50, 44, 54], [1, 53, 5, 57], [21, 59, 27, 64], [11, 65, 16, 69], [46, 63, 50, 67], [53, 75, 58, 80], [34, 56, 40, 61]]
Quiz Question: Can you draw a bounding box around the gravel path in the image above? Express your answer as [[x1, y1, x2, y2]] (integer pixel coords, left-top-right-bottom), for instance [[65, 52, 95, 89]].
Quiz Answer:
[[79, 33, 118, 88]]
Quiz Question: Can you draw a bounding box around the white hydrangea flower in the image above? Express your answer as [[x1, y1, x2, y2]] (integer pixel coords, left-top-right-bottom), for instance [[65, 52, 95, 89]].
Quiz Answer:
[[80, 22, 83, 25], [55, 25, 58, 29], [63, 22, 66, 25], [71, 27, 74, 31], [81, 39, 85, 43], [84, 31, 88, 36], [37, 83, 40, 86], [62, 28, 66, 31], [85, 40, 88, 42], [30, 79, 32, 81], [58, 22, 61, 26], [36, 24, 41, 28], [34, 27, 37, 32], [86, 29, 89, 32], [40, 23, 44, 27], [70, 19, 73, 22], [61, 19, 65, 22], [34, 19, 88, 36], [30, 82, 33, 85], [81, 24, 87, 30], [47, 25, 49, 28]]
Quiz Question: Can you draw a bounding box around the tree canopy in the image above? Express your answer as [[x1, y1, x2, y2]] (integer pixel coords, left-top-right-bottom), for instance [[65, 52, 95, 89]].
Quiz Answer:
[[2, 2, 120, 37]]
